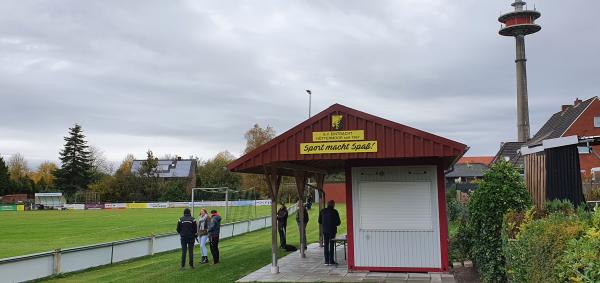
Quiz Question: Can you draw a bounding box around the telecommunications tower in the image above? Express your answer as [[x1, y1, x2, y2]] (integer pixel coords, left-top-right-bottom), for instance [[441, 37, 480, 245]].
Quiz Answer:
[[498, 0, 541, 142]]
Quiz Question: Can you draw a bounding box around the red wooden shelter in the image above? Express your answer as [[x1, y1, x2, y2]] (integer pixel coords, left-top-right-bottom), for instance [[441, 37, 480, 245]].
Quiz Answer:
[[228, 103, 467, 273]]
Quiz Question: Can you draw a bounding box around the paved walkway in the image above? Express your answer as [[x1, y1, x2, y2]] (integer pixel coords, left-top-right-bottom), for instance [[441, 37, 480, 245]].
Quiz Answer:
[[237, 243, 455, 282]]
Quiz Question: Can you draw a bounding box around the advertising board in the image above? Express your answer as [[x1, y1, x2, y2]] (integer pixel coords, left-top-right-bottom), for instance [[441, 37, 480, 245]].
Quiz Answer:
[[126, 203, 149, 209], [104, 203, 127, 209]]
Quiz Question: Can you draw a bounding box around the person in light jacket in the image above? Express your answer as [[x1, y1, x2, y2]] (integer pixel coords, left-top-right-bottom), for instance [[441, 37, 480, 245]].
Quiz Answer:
[[197, 208, 210, 264], [207, 209, 222, 264], [176, 208, 197, 270], [318, 200, 341, 265]]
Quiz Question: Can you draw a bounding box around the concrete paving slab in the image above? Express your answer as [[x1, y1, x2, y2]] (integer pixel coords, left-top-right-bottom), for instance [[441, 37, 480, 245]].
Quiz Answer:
[[236, 243, 454, 283]]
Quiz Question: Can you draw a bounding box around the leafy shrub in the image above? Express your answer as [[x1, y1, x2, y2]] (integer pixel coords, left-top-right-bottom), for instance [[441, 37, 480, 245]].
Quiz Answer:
[[449, 219, 474, 263], [503, 207, 536, 240], [588, 188, 600, 201], [504, 213, 583, 283], [159, 181, 188, 201], [468, 161, 531, 282], [558, 209, 600, 282], [448, 199, 468, 223], [544, 199, 575, 216], [447, 187, 471, 263]]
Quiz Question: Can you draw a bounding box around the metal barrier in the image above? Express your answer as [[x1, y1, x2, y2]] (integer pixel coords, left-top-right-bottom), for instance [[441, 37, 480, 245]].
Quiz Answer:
[[0, 205, 297, 283]]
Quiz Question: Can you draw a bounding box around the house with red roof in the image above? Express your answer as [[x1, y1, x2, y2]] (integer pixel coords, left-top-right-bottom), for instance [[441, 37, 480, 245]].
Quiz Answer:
[[529, 97, 600, 180]]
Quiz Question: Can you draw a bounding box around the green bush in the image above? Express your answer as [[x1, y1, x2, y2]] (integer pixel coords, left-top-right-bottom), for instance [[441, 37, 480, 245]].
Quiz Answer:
[[468, 161, 531, 282], [544, 199, 575, 216], [448, 199, 468, 223], [588, 188, 600, 201], [558, 209, 600, 283], [447, 187, 471, 263], [504, 213, 583, 283], [159, 181, 188, 201], [449, 218, 473, 263]]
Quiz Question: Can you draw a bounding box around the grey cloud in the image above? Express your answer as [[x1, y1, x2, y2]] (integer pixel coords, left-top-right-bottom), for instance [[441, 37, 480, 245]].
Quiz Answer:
[[0, 0, 599, 167]]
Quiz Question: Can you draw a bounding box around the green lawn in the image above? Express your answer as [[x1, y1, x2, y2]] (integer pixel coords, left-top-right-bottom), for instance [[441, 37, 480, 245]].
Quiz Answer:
[[0, 206, 272, 259], [42, 205, 347, 283]]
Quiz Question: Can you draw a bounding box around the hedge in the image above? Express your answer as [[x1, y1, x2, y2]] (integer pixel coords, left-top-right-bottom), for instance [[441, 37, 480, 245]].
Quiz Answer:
[[558, 209, 600, 282], [503, 213, 583, 283]]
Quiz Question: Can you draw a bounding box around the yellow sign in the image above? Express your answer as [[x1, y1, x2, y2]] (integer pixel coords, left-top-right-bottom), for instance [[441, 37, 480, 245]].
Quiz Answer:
[[331, 115, 344, 130], [16, 205, 24, 211], [126, 203, 148, 209], [300, 141, 377, 154], [312, 130, 364, 142]]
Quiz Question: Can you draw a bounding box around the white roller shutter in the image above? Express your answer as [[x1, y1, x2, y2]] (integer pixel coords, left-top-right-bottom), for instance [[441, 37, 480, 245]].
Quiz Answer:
[[358, 181, 433, 231]]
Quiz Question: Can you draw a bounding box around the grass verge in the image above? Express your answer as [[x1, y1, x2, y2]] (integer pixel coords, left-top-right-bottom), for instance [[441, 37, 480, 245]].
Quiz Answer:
[[0, 206, 272, 258], [40, 205, 346, 283]]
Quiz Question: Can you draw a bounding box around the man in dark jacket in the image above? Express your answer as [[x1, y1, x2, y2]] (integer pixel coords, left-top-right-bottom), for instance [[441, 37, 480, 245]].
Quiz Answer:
[[318, 200, 341, 265], [277, 202, 288, 249], [207, 209, 222, 264], [176, 208, 197, 270], [296, 204, 309, 250]]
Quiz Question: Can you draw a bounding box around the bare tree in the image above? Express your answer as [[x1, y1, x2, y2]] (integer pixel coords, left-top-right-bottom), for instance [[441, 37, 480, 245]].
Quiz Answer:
[[89, 145, 114, 175], [241, 124, 276, 196], [8, 153, 29, 181]]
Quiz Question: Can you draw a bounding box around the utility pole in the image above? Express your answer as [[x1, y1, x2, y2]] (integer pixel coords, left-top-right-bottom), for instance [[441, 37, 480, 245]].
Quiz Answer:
[[306, 90, 312, 118]]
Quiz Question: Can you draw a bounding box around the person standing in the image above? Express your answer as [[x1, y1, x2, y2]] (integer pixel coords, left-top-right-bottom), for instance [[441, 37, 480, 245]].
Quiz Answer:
[[197, 208, 210, 264], [176, 208, 197, 270], [296, 204, 309, 250], [207, 209, 222, 264], [318, 200, 341, 265], [277, 202, 288, 249]]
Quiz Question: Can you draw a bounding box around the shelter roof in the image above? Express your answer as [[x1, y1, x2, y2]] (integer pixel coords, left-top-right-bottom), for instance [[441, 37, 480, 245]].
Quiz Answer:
[[228, 104, 467, 176]]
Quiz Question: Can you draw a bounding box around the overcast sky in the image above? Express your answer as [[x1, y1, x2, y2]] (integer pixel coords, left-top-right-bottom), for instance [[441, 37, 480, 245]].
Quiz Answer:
[[1, 0, 599, 169]]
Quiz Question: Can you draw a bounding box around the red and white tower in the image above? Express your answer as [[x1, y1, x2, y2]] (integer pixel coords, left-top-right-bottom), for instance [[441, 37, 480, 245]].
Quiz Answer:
[[499, 0, 541, 142]]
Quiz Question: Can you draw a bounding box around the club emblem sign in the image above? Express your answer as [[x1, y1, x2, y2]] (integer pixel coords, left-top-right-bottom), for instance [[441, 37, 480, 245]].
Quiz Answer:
[[331, 115, 344, 130]]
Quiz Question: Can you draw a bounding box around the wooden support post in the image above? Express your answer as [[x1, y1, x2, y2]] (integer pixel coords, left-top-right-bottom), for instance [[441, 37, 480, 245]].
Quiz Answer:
[[264, 166, 281, 274], [294, 171, 307, 258], [315, 174, 325, 247]]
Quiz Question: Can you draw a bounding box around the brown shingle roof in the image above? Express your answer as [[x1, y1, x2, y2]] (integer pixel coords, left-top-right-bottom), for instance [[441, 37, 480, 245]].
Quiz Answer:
[[492, 142, 525, 168]]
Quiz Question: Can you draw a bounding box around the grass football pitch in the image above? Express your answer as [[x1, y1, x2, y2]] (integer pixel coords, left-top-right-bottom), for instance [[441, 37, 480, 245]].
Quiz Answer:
[[42, 205, 347, 283], [0, 206, 272, 259]]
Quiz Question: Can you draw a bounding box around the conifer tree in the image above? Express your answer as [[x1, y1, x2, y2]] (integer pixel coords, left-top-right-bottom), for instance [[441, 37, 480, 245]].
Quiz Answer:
[[54, 124, 93, 196], [0, 157, 10, 195]]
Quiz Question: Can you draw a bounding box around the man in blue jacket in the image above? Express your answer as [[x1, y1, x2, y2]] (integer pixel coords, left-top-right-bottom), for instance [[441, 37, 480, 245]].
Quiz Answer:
[[208, 209, 222, 264], [318, 200, 341, 265], [176, 208, 197, 270]]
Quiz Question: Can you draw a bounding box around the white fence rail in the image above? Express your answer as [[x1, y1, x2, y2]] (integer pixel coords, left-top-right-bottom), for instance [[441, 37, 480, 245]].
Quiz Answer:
[[0, 205, 296, 283]]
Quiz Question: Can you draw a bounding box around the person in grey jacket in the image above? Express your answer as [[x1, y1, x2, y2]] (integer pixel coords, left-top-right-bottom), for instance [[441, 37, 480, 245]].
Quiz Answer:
[[207, 209, 222, 264], [176, 208, 197, 270], [197, 208, 210, 264]]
